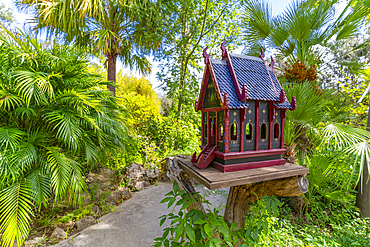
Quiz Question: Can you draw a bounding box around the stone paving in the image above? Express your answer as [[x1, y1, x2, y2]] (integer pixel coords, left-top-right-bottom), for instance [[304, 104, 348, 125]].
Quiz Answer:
[[53, 182, 228, 247]]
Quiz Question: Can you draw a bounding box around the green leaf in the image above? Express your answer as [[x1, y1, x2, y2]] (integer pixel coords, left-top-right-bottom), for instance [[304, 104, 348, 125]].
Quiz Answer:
[[160, 216, 167, 226], [175, 220, 184, 241], [252, 230, 259, 241], [185, 224, 195, 242], [194, 219, 206, 225], [173, 180, 180, 193], [201, 226, 207, 239], [168, 198, 176, 208], [204, 223, 213, 238], [181, 200, 192, 210], [160, 197, 173, 204], [230, 222, 238, 231], [218, 224, 229, 239]]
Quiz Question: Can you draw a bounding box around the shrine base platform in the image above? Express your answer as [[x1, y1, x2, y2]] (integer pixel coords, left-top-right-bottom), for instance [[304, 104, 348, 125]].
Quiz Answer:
[[177, 157, 309, 190]]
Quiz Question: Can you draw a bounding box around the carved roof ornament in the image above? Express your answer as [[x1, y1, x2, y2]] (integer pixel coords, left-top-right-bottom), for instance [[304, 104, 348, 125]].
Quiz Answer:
[[269, 56, 275, 69], [290, 96, 297, 111], [242, 84, 247, 101], [259, 47, 265, 60], [203, 46, 210, 64], [221, 40, 227, 58], [223, 92, 229, 108], [279, 89, 286, 103]]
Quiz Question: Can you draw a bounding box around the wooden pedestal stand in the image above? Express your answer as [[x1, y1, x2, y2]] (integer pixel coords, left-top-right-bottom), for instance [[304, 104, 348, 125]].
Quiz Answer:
[[163, 156, 309, 246]]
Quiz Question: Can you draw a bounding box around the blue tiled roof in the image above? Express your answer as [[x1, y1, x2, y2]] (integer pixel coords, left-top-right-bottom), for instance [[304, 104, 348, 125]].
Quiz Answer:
[[230, 55, 280, 102], [208, 54, 291, 110], [211, 63, 249, 109], [274, 101, 292, 109], [268, 70, 292, 109]]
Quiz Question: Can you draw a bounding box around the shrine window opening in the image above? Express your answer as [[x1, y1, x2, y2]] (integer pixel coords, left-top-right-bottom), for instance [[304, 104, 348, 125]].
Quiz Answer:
[[218, 124, 223, 140], [260, 123, 267, 139], [274, 123, 280, 138], [211, 118, 216, 136], [231, 123, 238, 140], [246, 123, 253, 140]]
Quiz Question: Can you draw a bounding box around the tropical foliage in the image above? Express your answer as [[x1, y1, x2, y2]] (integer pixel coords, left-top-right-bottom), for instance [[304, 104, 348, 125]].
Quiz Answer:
[[113, 73, 200, 167], [21, 0, 163, 95], [241, 0, 369, 68], [0, 29, 130, 246], [2, 0, 370, 245], [156, 0, 241, 119]]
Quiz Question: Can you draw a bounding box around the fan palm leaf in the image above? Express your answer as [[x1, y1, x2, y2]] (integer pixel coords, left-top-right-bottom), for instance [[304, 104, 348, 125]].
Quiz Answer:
[[242, 0, 369, 67], [283, 81, 335, 124], [320, 123, 370, 149]]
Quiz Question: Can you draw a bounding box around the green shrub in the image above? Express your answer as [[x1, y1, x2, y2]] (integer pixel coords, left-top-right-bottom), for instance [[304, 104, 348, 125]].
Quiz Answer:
[[154, 181, 242, 247], [154, 181, 282, 247], [0, 29, 130, 246]]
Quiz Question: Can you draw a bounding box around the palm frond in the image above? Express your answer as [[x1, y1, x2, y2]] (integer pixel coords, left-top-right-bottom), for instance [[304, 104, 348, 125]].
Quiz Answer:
[[55, 89, 102, 115], [44, 110, 81, 151], [0, 88, 23, 111], [14, 107, 37, 122], [320, 123, 370, 149], [13, 70, 55, 106], [241, 0, 272, 42], [284, 81, 335, 124], [66, 159, 86, 205], [27, 168, 51, 210], [0, 127, 25, 151], [342, 141, 370, 192], [0, 179, 33, 247], [46, 148, 71, 201]]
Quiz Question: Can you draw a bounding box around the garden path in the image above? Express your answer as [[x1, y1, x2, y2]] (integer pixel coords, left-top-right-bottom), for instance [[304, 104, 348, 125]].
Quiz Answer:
[[53, 182, 228, 247]]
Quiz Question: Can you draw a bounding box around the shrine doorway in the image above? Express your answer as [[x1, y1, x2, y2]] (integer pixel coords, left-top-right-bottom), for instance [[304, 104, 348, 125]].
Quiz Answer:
[[210, 117, 216, 146]]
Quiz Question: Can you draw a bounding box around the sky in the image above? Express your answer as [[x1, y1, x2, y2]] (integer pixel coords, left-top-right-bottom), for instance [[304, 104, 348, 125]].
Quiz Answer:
[[0, 0, 346, 92]]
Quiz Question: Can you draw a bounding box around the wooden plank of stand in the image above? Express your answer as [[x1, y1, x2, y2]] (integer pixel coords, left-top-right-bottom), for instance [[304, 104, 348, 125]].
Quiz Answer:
[[177, 157, 309, 190]]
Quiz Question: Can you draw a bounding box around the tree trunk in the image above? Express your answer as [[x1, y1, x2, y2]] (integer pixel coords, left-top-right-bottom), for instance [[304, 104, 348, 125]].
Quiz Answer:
[[107, 55, 117, 97], [356, 101, 370, 217], [356, 163, 370, 217], [224, 176, 308, 246]]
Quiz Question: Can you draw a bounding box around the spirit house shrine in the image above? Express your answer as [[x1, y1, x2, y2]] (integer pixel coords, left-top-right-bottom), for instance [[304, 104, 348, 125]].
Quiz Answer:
[[191, 42, 297, 172]]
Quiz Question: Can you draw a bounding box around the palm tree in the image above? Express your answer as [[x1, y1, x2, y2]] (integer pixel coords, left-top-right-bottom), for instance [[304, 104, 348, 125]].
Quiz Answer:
[[283, 81, 370, 215], [21, 0, 162, 96], [282, 82, 335, 163], [241, 0, 369, 163], [0, 28, 130, 246], [241, 0, 369, 68]]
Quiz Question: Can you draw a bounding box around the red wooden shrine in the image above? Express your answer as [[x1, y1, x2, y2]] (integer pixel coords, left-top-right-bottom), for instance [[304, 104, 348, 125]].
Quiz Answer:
[[191, 42, 297, 172]]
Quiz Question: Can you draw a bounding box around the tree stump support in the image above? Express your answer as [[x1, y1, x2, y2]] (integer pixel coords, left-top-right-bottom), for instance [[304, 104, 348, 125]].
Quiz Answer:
[[162, 156, 309, 245], [224, 176, 308, 230]]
